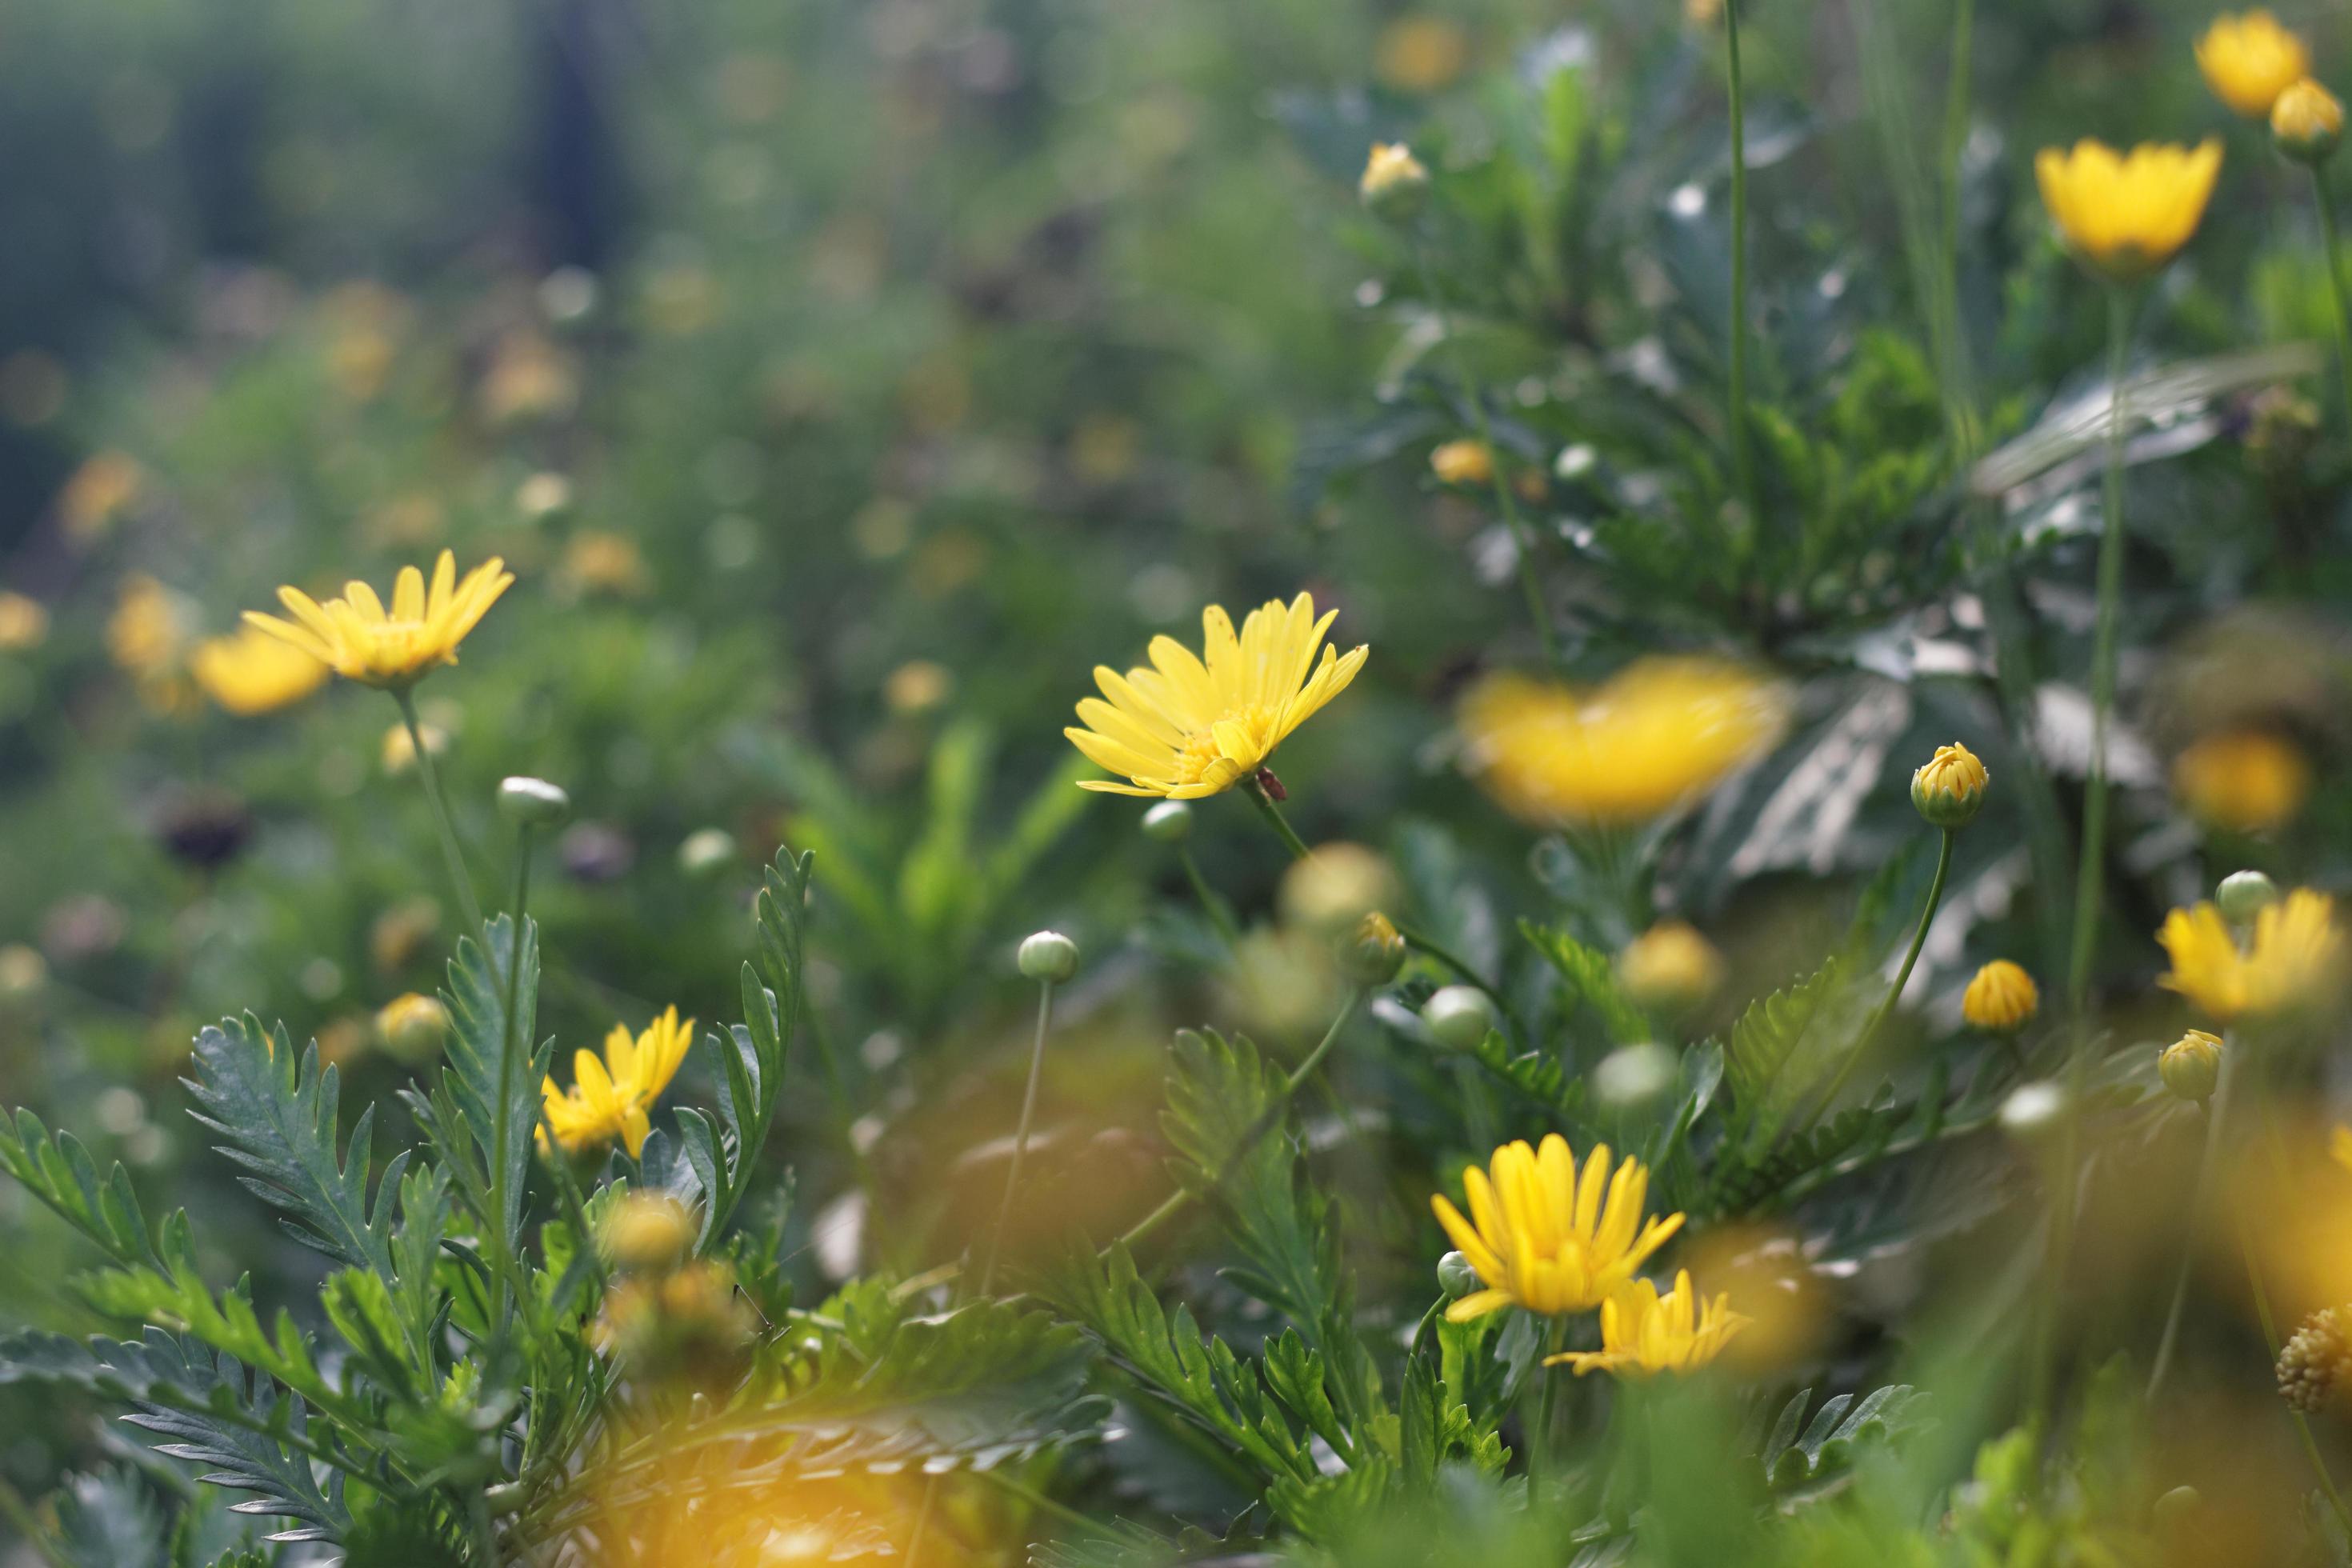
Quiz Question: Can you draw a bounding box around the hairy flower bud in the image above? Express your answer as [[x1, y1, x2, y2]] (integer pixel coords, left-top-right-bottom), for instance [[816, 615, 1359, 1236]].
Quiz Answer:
[[1141, 800, 1194, 844], [1421, 985, 1496, 1051], [1018, 930, 1081, 984], [498, 775, 572, 826], [1910, 742, 1988, 829], [2217, 869, 2281, 924], [2159, 1030, 2224, 1105], [1437, 1250, 1479, 1299], [2274, 78, 2344, 163], [1342, 911, 1408, 986], [376, 992, 450, 1064], [1618, 922, 1724, 1014]]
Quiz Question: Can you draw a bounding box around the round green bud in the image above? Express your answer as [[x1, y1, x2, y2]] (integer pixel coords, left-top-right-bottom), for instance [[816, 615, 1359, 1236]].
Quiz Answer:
[[2160, 1030, 2223, 1105], [1437, 1250, 1478, 1300], [1018, 930, 1081, 984], [677, 827, 737, 878], [1421, 985, 1496, 1051], [1341, 911, 1407, 986], [498, 776, 572, 827], [1594, 1042, 1678, 1111], [2217, 870, 2281, 924], [1141, 800, 1194, 845]]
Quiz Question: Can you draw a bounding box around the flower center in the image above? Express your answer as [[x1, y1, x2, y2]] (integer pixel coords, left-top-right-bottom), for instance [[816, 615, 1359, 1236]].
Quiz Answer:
[[1171, 704, 1279, 786]]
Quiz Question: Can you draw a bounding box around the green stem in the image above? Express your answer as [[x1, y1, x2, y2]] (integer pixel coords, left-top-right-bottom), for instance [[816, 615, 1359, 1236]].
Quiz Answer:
[[1800, 828, 1954, 1132], [2064, 287, 2133, 1021], [2314, 171, 2352, 440], [1244, 779, 1313, 862], [1938, 0, 1978, 455], [487, 822, 536, 1334], [2146, 1057, 2229, 1402], [393, 688, 484, 935], [1533, 1317, 1569, 1478], [2238, 1195, 2352, 1536], [978, 979, 1056, 1297], [1178, 846, 1242, 946], [1723, 0, 1757, 526]]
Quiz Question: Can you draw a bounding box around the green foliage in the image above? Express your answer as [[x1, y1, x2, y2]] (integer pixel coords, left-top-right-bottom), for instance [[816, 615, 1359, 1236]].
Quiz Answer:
[[1521, 921, 1650, 1046], [1758, 1385, 1934, 1499], [0, 1108, 166, 1270]]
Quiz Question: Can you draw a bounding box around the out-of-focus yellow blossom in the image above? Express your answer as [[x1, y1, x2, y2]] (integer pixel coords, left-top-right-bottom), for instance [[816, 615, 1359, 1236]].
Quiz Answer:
[[0, 591, 48, 651], [1962, 960, 2038, 1033], [514, 471, 573, 518], [590, 1258, 755, 1382], [1911, 742, 1989, 828], [601, 1192, 698, 1272], [2158, 887, 2346, 1023], [1375, 17, 1469, 93], [1359, 142, 1430, 216], [1065, 593, 1367, 798], [190, 625, 330, 716], [1550, 1270, 1750, 1377], [478, 330, 578, 422], [1430, 438, 1494, 486], [1430, 1134, 1684, 1322], [57, 451, 143, 541], [2197, 10, 2310, 119], [319, 282, 411, 402], [1278, 842, 1396, 938], [2274, 78, 2345, 162], [107, 575, 187, 676], [884, 658, 954, 714], [1618, 922, 1725, 1012], [246, 550, 512, 690], [1459, 658, 1788, 826], [2034, 139, 2222, 283], [541, 1007, 696, 1159], [381, 720, 449, 774], [375, 991, 450, 1063], [2331, 1123, 2352, 1177], [2173, 728, 2311, 834], [560, 530, 650, 596]]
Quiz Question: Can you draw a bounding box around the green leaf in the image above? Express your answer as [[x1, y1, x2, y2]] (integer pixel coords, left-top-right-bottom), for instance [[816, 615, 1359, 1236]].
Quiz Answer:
[[1461, 1028, 1583, 1117], [0, 1106, 166, 1269], [437, 915, 544, 1251], [1521, 922, 1648, 1044], [1719, 957, 1861, 1157], [52, 1466, 172, 1568], [1758, 1384, 1933, 1497]]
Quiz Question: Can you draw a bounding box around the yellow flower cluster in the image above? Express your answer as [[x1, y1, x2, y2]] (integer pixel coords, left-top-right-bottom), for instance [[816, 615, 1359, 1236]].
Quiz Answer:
[[2158, 888, 2345, 1025], [541, 1007, 697, 1159]]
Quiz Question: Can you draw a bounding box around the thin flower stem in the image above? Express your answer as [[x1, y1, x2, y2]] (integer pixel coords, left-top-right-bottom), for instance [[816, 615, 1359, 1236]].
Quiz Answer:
[[1799, 827, 1954, 1134], [487, 822, 536, 1334], [978, 979, 1056, 1297], [1533, 1316, 1569, 1478], [2237, 1201, 2352, 1536], [1244, 779, 1313, 862], [2146, 1054, 2230, 1402], [1178, 846, 1242, 946], [393, 687, 485, 935], [1937, 0, 1978, 456], [1722, 0, 1758, 527], [2313, 171, 2352, 440]]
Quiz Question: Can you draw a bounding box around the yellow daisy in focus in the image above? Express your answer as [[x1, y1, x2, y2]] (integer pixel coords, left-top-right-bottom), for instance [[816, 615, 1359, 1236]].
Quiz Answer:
[[540, 1006, 696, 1160], [190, 625, 330, 717], [2173, 728, 2311, 834], [2196, 10, 2310, 119], [2034, 139, 2222, 284], [1550, 1270, 1750, 1378], [1064, 594, 1368, 799], [245, 550, 514, 690], [1459, 658, 1787, 827], [1430, 1134, 1684, 1322], [2158, 888, 2346, 1024]]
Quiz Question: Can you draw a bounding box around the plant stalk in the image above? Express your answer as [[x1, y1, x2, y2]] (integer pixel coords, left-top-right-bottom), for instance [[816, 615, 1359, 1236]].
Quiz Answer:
[[487, 822, 536, 1334], [2146, 1050, 2230, 1402], [393, 687, 484, 935], [1799, 827, 1954, 1132], [1723, 0, 1758, 526], [2314, 171, 2352, 440], [978, 978, 1057, 1296]]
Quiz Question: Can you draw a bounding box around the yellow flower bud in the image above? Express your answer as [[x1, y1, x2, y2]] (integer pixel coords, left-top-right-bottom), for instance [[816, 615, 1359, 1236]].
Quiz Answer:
[[1429, 438, 1494, 487], [1961, 960, 2038, 1034], [2160, 1030, 2223, 1105], [600, 1192, 698, 1272], [1618, 922, 1725, 1014], [2274, 78, 2344, 162], [2197, 10, 2310, 120], [1342, 911, 1408, 986], [1910, 742, 1988, 829], [1359, 142, 1430, 218], [375, 992, 450, 1064]]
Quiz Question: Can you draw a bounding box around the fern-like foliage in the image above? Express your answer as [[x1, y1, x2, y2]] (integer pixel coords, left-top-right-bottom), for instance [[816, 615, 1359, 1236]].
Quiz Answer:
[[434, 914, 545, 1254], [52, 1466, 173, 1568], [186, 1014, 407, 1278], [1755, 1384, 1932, 1499], [678, 844, 811, 1244], [1718, 957, 1862, 1159], [0, 1106, 166, 1269], [1706, 1100, 1911, 1218], [1462, 1027, 1583, 1117], [1521, 921, 1649, 1044]]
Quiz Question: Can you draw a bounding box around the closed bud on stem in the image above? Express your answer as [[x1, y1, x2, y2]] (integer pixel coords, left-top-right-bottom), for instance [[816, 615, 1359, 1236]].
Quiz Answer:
[[1018, 930, 1081, 984], [1437, 1250, 1478, 1299], [376, 992, 450, 1064], [498, 776, 571, 826], [1618, 922, 1724, 1014], [1342, 911, 1407, 986], [1962, 960, 2038, 1034], [2217, 869, 2281, 924], [1910, 742, 1988, 829], [2274, 78, 2344, 163], [1421, 984, 1496, 1050], [600, 1193, 697, 1273], [1141, 800, 1194, 844], [1359, 142, 1430, 219], [2159, 1030, 2223, 1104]]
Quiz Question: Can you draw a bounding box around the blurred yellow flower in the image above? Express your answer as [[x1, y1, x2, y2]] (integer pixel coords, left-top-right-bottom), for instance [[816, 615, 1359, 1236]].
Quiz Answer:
[[1618, 921, 1725, 1012], [1429, 438, 1494, 486], [0, 590, 48, 651], [1459, 658, 1787, 826], [2331, 1122, 2352, 1177], [1962, 959, 2038, 1033], [478, 330, 578, 422], [2159, 888, 2346, 1023], [1375, 16, 1469, 93], [2274, 78, 2345, 161], [601, 1191, 698, 1271], [190, 625, 330, 716], [1065, 593, 1368, 798], [541, 1007, 697, 1160], [1550, 1270, 1750, 1377], [884, 658, 954, 715], [107, 575, 186, 676], [2197, 10, 2310, 119], [1430, 1134, 1684, 1322], [58, 451, 143, 541], [2173, 728, 2310, 834], [1359, 142, 1430, 214], [561, 530, 650, 596], [2034, 138, 2222, 283], [382, 718, 448, 774], [246, 550, 512, 690]]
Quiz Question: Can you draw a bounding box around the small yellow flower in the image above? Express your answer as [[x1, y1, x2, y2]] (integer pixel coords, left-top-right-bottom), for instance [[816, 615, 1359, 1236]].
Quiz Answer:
[[884, 658, 954, 714], [540, 1007, 697, 1160], [1550, 1270, 1750, 1378], [245, 550, 513, 690], [2197, 10, 2310, 119], [1962, 960, 2038, 1034], [2159, 1029, 2223, 1104], [2034, 138, 2222, 283], [560, 531, 650, 596], [2158, 887, 2346, 1023], [1064, 593, 1368, 798], [2274, 78, 2345, 162], [2173, 728, 2311, 834], [58, 451, 143, 541], [190, 625, 330, 716], [107, 575, 188, 677], [1911, 742, 1989, 828], [1430, 1134, 1684, 1322], [1618, 922, 1725, 1013], [1459, 658, 1788, 827], [1359, 142, 1430, 216], [1429, 438, 1494, 486], [0, 591, 49, 652]]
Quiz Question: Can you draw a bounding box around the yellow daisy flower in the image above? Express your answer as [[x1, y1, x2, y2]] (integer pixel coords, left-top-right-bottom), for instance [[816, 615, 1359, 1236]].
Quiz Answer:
[[245, 550, 513, 690], [190, 625, 330, 716], [1550, 1270, 1750, 1378], [2034, 139, 2222, 284], [2158, 887, 2346, 1024], [540, 1007, 696, 1160], [1064, 593, 1368, 798], [2172, 728, 2311, 834], [1459, 658, 1787, 827], [2196, 10, 2310, 119], [1430, 1134, 1684, 1322]]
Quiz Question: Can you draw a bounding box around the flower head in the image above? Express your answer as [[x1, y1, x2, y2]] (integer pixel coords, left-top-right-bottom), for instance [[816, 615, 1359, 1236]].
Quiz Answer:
[[2274, 78, 2345, 162], [2034, 139, 2222, 283], [245, 550, 513, 690], [2174, 728, 2310, 834], [1911, 742, 1989, 828], [2281, 1306, 2352, 1412], [2158, 887, 2346, 1024], [2160, 1030, 2224, 1104], [1459, 658, 1787, 827], [1064, 593, 1367, 799], [376, 992, 450, 1064], [1430, 1134, 1684, 1322], [190, 625, 330, 716], [1962, 960, 2038, 1034], [1550, 1270, 1750, 1378], [1360, 142, 1430, 217], [1618, 922, 1725, 1013], [540, 1006, 696, 1159], [1430, 438, 1494, 486], [2198, 10, 2310, 118]]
